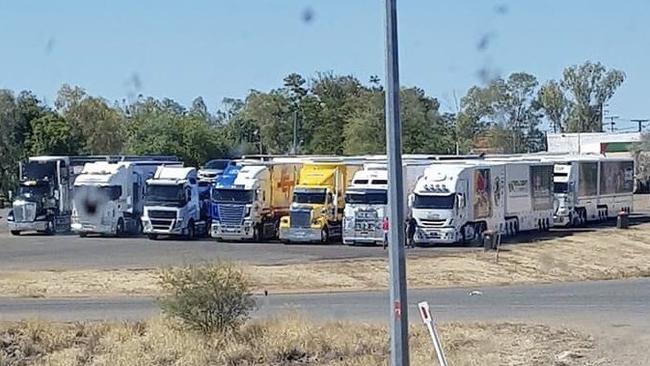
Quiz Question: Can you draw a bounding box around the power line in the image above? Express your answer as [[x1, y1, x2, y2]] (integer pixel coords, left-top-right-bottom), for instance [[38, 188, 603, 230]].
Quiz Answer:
[[630, 119, 650, 132]]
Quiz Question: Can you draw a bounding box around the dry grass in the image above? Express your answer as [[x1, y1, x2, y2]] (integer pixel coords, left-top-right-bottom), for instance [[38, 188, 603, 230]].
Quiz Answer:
[[0, 317, 604, 366], [2, 223, 650, 298]]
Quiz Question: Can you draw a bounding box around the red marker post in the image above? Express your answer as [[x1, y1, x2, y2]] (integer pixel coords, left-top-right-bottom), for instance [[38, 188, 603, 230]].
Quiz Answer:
[[417, 301, 448, 366]]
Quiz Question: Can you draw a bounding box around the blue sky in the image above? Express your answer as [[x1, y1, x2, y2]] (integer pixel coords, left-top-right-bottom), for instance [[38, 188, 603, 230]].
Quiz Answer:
[[1, 0, 648, 131]]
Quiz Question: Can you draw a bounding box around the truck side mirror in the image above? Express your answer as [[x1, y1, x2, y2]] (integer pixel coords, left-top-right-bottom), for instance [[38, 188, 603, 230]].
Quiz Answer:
[[457, 193, 465, 208], [407, 194, 415, 208]]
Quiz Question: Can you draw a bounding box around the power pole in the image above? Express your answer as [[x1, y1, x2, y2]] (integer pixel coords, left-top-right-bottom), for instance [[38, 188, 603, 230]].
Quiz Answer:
[[631, 119, 649, 133], [606, 115, 619, 133], [384, 0, 410, 365], [291, 109, 298, 155]]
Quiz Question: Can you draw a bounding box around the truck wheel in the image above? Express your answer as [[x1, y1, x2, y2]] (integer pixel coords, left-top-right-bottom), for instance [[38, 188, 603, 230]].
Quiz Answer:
[[116, 219, 125, 237], [10, 230, 20, 236], [186, 221, 195, 240], [320, 227, 329, 243], [148, 234, 158, 240], [79, 232, 87, 238], [45, 219, 56, 235], [252, 225, 261, 241]]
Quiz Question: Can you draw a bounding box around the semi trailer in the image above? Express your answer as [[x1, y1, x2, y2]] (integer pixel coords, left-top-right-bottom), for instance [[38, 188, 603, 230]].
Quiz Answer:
[[210, 158, 301, 241], [71, 160, 179, 236], [142, 166, 211, 239], [279, 161, 361, 243], [541, 155, 634, 226], [411, 160, 555, 245]]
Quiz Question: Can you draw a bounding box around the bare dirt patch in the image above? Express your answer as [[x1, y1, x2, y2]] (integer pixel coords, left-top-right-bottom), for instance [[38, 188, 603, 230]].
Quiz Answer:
[[0, 317, 604, 366]]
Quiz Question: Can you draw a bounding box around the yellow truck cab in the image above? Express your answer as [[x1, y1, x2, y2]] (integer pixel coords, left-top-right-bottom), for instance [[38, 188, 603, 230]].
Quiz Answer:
[[279, 162, 359, 243]]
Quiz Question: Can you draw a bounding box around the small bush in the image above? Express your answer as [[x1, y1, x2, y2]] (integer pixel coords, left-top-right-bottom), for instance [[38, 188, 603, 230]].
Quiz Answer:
[[157, 262, 256, 334]]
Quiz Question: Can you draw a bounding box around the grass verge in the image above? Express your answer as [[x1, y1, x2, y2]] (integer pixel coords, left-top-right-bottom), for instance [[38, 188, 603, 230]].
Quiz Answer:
[[0, 317, 603, 366]]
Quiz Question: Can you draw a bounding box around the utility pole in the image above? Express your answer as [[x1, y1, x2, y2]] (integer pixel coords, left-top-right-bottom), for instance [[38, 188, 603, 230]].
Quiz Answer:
[[631, 119, 649, 133], [291, 109, 298, 155], [606, 115, 619, 133], [384, 0, 410, 365]]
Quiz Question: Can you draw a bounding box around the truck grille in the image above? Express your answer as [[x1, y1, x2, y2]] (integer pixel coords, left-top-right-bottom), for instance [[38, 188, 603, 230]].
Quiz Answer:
[[217, 204, 244, 226], [148, 210, 177, 219], [13, 202, 36, 222], [290, 209, 311, 228], [418, 219, 446, 228]]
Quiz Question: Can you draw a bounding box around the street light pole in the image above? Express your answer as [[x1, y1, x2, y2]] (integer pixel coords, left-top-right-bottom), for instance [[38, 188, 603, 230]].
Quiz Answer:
[[384, 0, 410, 365]]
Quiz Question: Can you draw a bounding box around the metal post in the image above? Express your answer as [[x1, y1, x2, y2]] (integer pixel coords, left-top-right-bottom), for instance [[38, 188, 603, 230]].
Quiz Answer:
[[384, 0, 409, 365], [292, 109, 298, 155]]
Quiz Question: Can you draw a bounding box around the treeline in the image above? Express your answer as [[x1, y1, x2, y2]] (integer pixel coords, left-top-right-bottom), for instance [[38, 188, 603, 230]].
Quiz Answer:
[[0, 61, 625, 196]]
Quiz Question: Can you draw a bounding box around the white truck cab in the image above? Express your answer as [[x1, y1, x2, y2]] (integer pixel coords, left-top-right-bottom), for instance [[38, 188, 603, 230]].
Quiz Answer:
[[142, 166, 208, 239], [342, 166, 388, 245]]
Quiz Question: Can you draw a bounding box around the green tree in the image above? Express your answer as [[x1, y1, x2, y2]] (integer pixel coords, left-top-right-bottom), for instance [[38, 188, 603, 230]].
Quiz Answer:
[[561, 61, 625, 132], [538, 80, 569, 133], [55, 84, 126, 154], [27, 112, 82, 155]]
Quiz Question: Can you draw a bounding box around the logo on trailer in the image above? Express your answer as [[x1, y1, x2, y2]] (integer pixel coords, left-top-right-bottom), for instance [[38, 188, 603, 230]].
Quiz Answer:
[[277, 169, 294, 198]]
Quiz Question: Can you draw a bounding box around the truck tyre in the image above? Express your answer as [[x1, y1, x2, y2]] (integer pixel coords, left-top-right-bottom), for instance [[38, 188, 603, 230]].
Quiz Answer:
[[45, 219, 56, 235], [252, 225, 261, 242], [79, 232, 87, 238], [10, 230, 20, 236], [321, 227, 329, 243], [148, 234, 158, 240], [186, 220, 195, 240], [116, 218, 125, 237]]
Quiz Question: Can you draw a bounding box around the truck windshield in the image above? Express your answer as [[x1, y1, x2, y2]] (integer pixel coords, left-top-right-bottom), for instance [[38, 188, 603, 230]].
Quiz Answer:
[[204, 160, 230, 170], [22, 161, 57, 181], [18, 182, 50, 199], [146, 184, 184, 204], [293, 190, 327, 204], [74, 185, 122, 201], [345, 190, 387, 204], [213, 189, 253, 203], [413, 194, 455, 209], [554, 182, 568, 193]]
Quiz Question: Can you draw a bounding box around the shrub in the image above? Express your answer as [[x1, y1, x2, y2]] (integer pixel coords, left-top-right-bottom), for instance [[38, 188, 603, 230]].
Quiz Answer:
[[157, 262, 256, 334]]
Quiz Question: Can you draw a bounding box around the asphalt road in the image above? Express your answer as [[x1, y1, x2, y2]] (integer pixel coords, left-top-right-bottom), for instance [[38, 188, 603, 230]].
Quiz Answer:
[[0, 194, 648, 270], [1, 279, 647, 364]]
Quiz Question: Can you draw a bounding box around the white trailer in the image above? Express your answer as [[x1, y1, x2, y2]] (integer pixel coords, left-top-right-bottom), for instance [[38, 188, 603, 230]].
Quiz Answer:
[[501, 161, 554, 233], [142, 166, 210, 239], [342, 162, 428, 245], [71, 161, 177, 236], [540, 155, 634, 226]]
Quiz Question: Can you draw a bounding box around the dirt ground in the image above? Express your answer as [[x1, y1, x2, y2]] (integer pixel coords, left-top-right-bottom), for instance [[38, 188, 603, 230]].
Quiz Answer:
[[1, 221, 649, 298], [0, 317, 605, 366]]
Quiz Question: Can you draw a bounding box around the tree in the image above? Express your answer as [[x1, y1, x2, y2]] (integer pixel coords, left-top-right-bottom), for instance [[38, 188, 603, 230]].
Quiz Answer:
[[27, 112, 82, 155], [538, 80, 569, 133], [561, 61, 625, 132], [55, 85, 125, 154]]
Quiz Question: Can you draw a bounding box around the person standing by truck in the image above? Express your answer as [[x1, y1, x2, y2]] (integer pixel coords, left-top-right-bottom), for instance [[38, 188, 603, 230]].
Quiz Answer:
[[406, 215, 417, 248], [382, 216, 389, 249]]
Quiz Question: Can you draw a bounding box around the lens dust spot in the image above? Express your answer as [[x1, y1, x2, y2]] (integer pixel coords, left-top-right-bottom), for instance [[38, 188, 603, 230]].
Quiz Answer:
[[301, 7, 315, 24]]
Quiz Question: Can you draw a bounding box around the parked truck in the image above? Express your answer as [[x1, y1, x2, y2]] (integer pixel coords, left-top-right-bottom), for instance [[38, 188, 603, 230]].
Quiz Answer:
[[141, 166, 210, 239], [342, 162, 428, 245], [210, 159, 301, 241], [279, 161, 361, 243], [411, 160, 555, 245], [71, 160, 178, 236], [541, 155, 634, 226], [7, 156, 121, 235]]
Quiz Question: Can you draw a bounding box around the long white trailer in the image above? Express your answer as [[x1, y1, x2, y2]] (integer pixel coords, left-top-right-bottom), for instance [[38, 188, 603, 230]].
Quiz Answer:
[[540, 155, 634, 226], [411, 159, 555, 245]]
